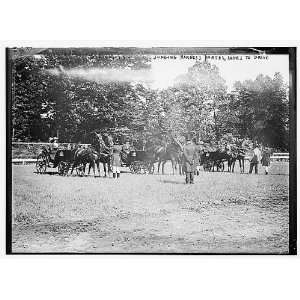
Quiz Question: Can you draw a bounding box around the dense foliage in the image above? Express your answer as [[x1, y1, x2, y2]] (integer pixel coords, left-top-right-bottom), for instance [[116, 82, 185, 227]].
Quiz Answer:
[[11, 49, 289, 150]]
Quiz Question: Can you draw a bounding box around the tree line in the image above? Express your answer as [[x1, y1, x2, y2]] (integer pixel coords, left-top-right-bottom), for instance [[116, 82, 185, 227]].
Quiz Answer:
[[11, 49, 289, 150]]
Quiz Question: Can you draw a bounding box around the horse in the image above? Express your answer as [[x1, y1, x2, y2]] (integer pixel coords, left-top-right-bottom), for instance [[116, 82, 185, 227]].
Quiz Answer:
[[88, 132, 112, 177], [70, 147, 96, 176], [203, 149, 233, 172], [229, 148, 246, 173], [155, 141, 182, 175]]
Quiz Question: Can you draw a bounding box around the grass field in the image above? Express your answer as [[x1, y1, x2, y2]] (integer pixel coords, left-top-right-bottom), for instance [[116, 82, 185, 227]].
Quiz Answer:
[[11, 162, 289, 253]]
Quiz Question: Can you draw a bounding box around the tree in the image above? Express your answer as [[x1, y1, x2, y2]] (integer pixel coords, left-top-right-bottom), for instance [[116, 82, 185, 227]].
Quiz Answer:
[[156, 61, 228, 142], [229, 73, 289, 150]]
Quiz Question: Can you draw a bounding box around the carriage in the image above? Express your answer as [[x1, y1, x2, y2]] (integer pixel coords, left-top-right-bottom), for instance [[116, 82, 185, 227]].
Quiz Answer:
[[199, 142, 227, 172], [122, 150, 154, 174], [35, 146, 75, 175], [200, 152, 225, 172]]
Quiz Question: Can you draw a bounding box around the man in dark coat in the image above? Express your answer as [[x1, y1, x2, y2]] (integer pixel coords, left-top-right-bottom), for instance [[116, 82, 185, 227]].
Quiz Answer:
[[261, 147, 271, 175], [182, 134, 197, 184]]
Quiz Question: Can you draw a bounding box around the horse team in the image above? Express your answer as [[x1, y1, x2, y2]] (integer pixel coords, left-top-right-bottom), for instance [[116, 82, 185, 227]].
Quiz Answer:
[[66, 133, 248, 177]]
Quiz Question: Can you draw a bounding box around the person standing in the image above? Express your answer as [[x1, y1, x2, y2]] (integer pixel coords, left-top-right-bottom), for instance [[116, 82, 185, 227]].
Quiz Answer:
[[261, 147, 271, 175], [249, 143, 262, 174], [182, 134, 197, 184], [111, 138, 122, 179]]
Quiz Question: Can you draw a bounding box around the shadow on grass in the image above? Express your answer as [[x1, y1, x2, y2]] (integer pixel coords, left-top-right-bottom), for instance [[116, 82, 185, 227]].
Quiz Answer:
[[33, 171, 58, 176], [159, 179, 186, 185]]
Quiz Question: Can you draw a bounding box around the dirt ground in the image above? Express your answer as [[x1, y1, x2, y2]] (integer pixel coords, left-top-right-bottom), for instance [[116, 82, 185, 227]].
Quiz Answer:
[[11, 162, 289, 253]]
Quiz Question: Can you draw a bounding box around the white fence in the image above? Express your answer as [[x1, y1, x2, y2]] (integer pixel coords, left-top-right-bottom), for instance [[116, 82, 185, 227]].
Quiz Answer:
[[12, 142, 91, 147], [12, 158, 37, 165], [270, 153, 289, 162], [12, 142, 91, 165]]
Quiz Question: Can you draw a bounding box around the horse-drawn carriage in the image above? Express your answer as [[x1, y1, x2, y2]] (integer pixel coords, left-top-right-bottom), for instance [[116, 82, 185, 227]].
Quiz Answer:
[[121, 150, 154, 174], [199, 142, 248, 173], [35, 146, 74, 175]]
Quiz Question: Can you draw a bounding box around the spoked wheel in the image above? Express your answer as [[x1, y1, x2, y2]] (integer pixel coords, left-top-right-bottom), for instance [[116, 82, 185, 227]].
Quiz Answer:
[[129, 164, 134, 173], [58, 161, 69, 176], [147, 162, 155, 174], [36, 154, 47, 174], [76, 164, 85, 176], [130, 161, 142, 174], [140, 163, 149, 175], [217, 161, 225, 172], [203, 161, 211, 172]]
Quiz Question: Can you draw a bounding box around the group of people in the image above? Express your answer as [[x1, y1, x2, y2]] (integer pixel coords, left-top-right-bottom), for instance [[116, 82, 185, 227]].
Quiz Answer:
[[48, 133, 272, 182], [249, 144, 271, 175], [181, 136, 272, 185]]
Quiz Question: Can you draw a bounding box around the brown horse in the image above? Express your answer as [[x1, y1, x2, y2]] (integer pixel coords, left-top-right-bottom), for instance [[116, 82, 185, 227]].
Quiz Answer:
[[229, 148, 246, 173], [88, 132, 112, 177], [156, 140, 183, 175], [70, 147, 96, 176]]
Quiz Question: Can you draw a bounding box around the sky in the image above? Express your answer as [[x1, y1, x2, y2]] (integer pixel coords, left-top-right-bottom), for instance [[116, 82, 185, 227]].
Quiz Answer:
[[150, 54, 289, 90], [50, 54, 289, 91]]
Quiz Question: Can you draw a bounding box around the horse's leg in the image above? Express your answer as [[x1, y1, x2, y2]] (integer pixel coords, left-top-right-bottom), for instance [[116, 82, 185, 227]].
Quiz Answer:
[[70, 163, 75, 175], [90, 161, 95, 177], [171, 159, 175, 175], [241, 158, 244, 173], [96, 161, 100, 177], [103, 163, 107, 177], [230, 159, 234, 173], [162, 161, 166, 175]]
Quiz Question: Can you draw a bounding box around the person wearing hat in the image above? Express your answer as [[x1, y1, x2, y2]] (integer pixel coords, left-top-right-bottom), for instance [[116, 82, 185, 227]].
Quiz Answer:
[[195, 140, 204, 175], [261, 147, 271, 175], [249, 143, 262, 174], [182, 134, 198, 184], [122, 138, 131, 155], [53, 137, 59, 150], [111, 138, 122, 178]]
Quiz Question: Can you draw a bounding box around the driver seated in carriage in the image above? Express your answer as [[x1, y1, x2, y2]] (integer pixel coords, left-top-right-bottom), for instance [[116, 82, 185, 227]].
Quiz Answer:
[[47, 136, 60, 162], [53, 137, 59, 150], [122, 138, 133, 154]]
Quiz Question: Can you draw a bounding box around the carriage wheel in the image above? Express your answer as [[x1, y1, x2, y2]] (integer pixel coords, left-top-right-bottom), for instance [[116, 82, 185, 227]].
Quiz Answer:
[[36, 154, 47, 174], [217, 161, 225, 172], [130, 162, 141, 174], [58, 161, 69, 176], [147, 162, 155, 174], [203, 162, 210, 171], [129, 164, 134, 173], [140, 163, 148, 175], [76, 164, 85, 176]]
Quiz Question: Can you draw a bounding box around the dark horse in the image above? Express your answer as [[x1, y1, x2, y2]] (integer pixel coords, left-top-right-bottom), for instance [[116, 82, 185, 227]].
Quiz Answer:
[[88, 132, 112, 177], [70, 146, 97, 176], [202, 149, 233, 172], [155, 138, 183, 175], [229, 147, 246, 173]]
